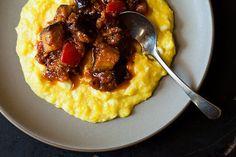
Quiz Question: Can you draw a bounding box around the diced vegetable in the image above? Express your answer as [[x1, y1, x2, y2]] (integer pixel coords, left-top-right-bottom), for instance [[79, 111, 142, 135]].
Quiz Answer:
[[61, 42, 83, 66], [106, 0, 126, 15], [93, 44, 120, 71], [40, 22, 65, 53]]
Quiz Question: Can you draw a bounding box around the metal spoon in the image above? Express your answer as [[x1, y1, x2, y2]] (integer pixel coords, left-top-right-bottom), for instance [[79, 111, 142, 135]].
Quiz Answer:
[[119, 11, 221, 119]]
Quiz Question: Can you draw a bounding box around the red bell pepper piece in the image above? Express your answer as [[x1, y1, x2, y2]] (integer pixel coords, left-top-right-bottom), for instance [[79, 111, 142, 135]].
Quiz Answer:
[[61, 42, 82, 66], [106, 0, 126, 15]]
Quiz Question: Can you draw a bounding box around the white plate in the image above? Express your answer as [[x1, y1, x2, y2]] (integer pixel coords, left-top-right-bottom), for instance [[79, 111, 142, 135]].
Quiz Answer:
[[0, 0, 213, 152]]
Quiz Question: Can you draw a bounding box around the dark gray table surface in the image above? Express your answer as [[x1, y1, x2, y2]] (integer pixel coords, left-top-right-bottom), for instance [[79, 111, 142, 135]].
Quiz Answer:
[[1, 0, 236, 157]]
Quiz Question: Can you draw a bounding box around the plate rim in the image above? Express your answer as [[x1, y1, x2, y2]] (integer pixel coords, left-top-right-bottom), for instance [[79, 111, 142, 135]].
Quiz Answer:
[[0, 0, 214, 152]]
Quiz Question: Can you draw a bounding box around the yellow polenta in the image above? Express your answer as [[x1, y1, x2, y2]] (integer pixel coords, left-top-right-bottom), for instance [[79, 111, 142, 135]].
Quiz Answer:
[[16, 0, 175, 123]]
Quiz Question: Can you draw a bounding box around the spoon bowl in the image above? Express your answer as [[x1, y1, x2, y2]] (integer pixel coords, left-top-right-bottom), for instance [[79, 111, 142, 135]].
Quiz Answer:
[[120, 11, 157, 53], [119, 11, 221, 119]]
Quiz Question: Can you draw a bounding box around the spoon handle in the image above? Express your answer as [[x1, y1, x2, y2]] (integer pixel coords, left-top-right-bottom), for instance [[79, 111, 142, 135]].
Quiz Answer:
[[153, 51, 221, 119]]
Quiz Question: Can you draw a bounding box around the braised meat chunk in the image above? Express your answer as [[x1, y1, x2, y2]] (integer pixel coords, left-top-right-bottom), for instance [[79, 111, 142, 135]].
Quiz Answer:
[[69, 15, 97, 43], [35, 0, 149, 91], [91, 71, 117, 91], [43, 51, 69, 81], [102, 26, 123, 46]]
